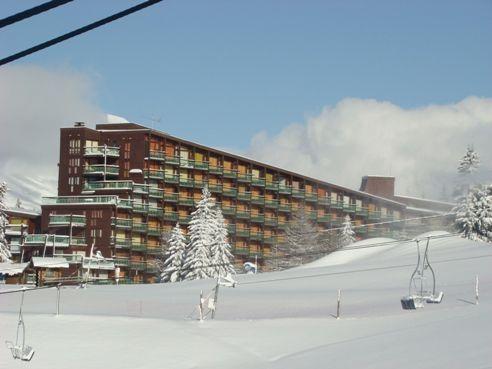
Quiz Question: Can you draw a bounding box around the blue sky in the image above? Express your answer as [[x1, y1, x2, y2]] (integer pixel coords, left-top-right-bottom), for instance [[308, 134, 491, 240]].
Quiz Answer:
[[1, 0, 491, 150]]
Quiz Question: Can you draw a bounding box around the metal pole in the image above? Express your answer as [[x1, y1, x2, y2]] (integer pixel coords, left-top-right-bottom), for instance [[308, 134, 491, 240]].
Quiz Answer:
[[336, 289, 341, 319], [103, 144, 107, 181], [42, 234, 48, 257], [255, 255, 258, 274], [199, 290, 204, 322], [56, 283, 61, 315], [475, 275, 479, 305]]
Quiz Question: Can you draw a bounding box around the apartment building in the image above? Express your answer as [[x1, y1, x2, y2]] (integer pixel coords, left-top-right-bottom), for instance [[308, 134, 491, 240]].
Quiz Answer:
[[25, 122, 407, 284]]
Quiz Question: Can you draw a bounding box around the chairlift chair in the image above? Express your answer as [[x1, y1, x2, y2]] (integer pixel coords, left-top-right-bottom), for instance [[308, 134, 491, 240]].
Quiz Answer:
[[401, 238, 444, 310], [5, 289, 35, 361]]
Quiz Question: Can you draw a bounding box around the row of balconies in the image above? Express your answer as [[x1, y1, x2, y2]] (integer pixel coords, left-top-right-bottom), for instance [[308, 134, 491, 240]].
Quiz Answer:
[[84, 164, 120, 176], [84, 146, 119, 157], [23, 234, 87, 248], [113, 257, 159, 273], [48, 214, 86, 227]]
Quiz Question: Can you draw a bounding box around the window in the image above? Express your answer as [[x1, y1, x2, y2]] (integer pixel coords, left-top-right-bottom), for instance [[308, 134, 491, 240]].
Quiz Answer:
[[90, 229, 102, 238]]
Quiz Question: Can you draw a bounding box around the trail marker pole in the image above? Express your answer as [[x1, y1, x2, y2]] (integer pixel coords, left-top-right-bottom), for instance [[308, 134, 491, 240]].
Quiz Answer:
[[211, 280, 220, 320], [475, 275, 479, 305], [199, 290, 204, 322], [56, 283, 61, 316], [336, 289, 341, 319]]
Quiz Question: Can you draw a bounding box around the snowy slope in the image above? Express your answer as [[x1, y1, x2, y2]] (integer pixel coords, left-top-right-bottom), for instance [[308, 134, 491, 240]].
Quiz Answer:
[[1, 233, 492, 369]]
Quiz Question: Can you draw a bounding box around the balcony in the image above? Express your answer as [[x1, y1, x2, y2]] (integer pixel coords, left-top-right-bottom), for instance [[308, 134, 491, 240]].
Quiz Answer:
[[5, 224, 25, 236], [209, 184, 223, 193], [330, 219, 343, 227], [278, 204, 291, 212], [146, 246, 161, 255], [250, 232, 263, 241], [250, 215, 265, 223], [83, 180, 132, 192], [149, 187, 164, 198], [117, 198, 133, 209], [233, 247, 249, 256], [251, 177, 265, 187], [133, 203, 149, 213], [145, 170, 165, 180], [179, 197, 195, 206], [194, 161, 209, 170], [193, 180, 208, 189], [355, 207, 369, 217], [264, 217, 277, 227], [179, 215, 193, 225], [133, 223, 148, 233], [49, 214, 86, 227], [114, 258, 130, 267], [223, 187, 237, 197], [209, 166, 223, 175], [265, 181, 278, 191], [237, 192, 251, 201], [147, 227, 161, 236], [330, 201, 344, 210], [318, 197, 331, 206], [111, 218, 132, 229], [265, 199, 279, 209], [237, 173, 252, 183], [180, 158, 195, 169], [84, 164, 119, 177], [277, 222, 288, 230], [236, 228, 250, 237], [70, 237, 87, 246], [163, 192, 179, 202], [251, 195, 264, 205], [84, 146, 119, 157], [164, 174, 179, 184], [179, 178, 194, 188], [236, 211, 250, 220], [146, 264, 159, 273], [24, 234, 70, 247], [133, 184, 149, 195], [263, 235, 276, 244], [291, 189, 305, 198], [317, 215, 331, 223], [165, 155, 180, 165], [305, 193, 318, 202], [221, 206, 236, 216], [148, 207, 163, 217], [343, 204, 356, 213], [131, 243, 147, 252], [148, 150, 166, 161], [307, 212, 317, 221], [278, 185, 292, 195], [82, 258, 115, 271], [223, 169, 237, 179], [114, 238, 132, 250], [43, 195, 118, 206], [368, 211, 381, 221], [163, 212, 179, 221], [130, 261, 147, 270]]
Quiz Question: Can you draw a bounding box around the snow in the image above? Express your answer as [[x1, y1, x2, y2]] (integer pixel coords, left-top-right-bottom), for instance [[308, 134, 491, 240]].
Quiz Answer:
[[31, 257, 69, 268], [0, 262, 28, 275], [1, 232, 492, 368]]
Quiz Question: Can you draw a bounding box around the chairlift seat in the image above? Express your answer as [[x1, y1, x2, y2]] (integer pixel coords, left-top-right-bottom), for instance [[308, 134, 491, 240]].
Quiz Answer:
[[401, 296, 424, 310], [426, 291, 444, 304], [5, 341, 35, 361]]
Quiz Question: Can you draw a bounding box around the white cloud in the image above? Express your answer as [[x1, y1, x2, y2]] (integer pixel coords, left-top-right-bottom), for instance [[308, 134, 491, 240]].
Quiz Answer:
[[0, 65, 106, 209], [247, 97, 492, 199]]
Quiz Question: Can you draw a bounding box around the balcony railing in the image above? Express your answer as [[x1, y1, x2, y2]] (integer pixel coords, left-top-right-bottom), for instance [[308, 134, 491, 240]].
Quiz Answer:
[[145, 170, 165, 180], [163, 212, 179, 221], [148, 207, 163, 217], [278, 204, 291, 212], [265, 199, 279, 208], [24, 234, 70, 247], [83, 180, 132, 192], [163, 192, 179, 202], [237, 192, 251, 201], [250, 215, 265, 223], [179, 197, 195, 206], [180, 158, 195, 169], [148, 150, 166, 161], [164, 174, 179, 183], [330, 201, 344, 210], [149, 187, 164, 198], [278, 185, 292, 194], [133, 203, 149, 213], [236, 211, 250, 220], [209, 166, 223, 175], [251, 195, 264, 205], [147, 227, 161, 236], [130, 261, 147, 270], [265, 181, 278, 191], [209, 184, 223, 193], [264, 217, 277, 227], [114, 238, 132, 249], [111, 218, 132, 228], [251, 177, 265, 187], [223, 187, 237, 197], [291, 189, 305, 198], [236, 228, 250, 237], [133, 223, 148, 233], [179, 215, 193, 225], [223, 169, 237, 179], [368, 211, 381, 220], [84, 146, 119, 157], [117, 198, 133, 209], [179, 178, 194, 187], [237, 173, 252, 183], [133, 184, 149, 195], [193, 180, 208, 189], [343, 204, 356, 213], [70, 237, 87, 246], [194, 161, 209, 170], [250, 232, 263, 241], [221, 206, 236, 216], [355, 207, 369, 217], [233, 247, 249, 256], [84, 165, 119, 176], [49, 214, 86, 227], [132, 243, 147, 252], [263, 235, 276, 244], [318, 197, 331, 206], [114, 258, 130, 267], [305, 193, 318, 202], [317, 215, 331, 223], [165, 155, 180, 165], [43, 196, 118, 206], [146, 246, 161, 255]]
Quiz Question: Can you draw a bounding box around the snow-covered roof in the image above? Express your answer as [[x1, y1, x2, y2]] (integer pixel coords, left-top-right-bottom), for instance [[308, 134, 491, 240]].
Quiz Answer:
[[0, 262, 28, 275], [31, 257, 69, 269]]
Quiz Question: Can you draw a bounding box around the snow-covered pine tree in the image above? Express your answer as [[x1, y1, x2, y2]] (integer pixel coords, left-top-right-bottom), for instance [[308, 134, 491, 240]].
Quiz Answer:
[[160, 223, 188, 283], [458, 146, 480, 175], [338, 215, 356, 247], [454, 185, 492, 242], [0, 182, 12, 262], [210, 208, 235, 278], [182, 187, 217, 280], [277, 207, 319, 268]]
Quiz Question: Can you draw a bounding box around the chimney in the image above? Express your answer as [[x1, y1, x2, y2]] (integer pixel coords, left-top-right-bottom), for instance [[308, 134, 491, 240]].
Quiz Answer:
[[74, 121, 85, 127], [360, 176, 395, 199]]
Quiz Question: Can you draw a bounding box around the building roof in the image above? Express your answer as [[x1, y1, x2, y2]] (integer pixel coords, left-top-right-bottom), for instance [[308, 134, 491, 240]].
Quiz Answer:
[[31, 257, 69, 269], [0, 262, 29, 276], [5, 207, 41, 218]]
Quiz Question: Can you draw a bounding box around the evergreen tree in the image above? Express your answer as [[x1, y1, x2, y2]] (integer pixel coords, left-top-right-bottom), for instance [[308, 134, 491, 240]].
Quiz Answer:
[[0, 182, 12, 262], [278, 207, 319, 268], [210, 208, 235, 278], [458, 146, 480, 175], [454, 185, 492, 242], [160, 223, 188, 283], [182, 187, 217, 280], [338, 215, 356, 247]]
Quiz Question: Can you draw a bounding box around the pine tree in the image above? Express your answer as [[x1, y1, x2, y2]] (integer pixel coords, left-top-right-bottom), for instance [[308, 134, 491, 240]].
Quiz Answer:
[[210, 208, 235, 278], [458, 146, 480, 175], [454, 185, 492, 242], [278, 208, 319, 268], [160, 223, 188, 283], [338, 215, 356, 247], [0, 182, 12, 262], [182, 187, 217, 280]]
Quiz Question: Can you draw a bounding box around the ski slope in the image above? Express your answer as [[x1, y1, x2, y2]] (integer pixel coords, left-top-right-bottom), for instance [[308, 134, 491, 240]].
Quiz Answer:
[[1, 233, 492, 369]]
